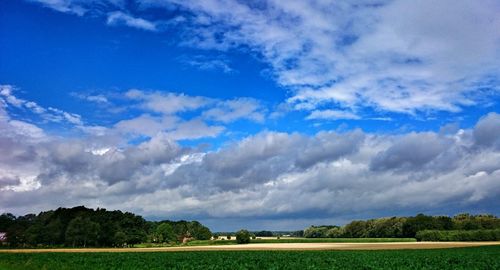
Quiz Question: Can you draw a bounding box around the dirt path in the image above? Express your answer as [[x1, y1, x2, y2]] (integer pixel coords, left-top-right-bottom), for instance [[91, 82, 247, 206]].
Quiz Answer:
[[1, 242, 499, 253]]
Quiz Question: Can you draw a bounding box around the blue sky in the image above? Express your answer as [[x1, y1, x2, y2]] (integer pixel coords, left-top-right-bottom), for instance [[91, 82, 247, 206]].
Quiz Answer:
[[0, 0, 499, 231]]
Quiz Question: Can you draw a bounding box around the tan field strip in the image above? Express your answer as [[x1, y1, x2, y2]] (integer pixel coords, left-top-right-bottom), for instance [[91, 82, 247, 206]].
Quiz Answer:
[[1, 242, 499, 253]]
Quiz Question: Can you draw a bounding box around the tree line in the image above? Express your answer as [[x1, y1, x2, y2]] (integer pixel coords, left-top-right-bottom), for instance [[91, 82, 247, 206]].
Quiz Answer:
[[303, 213, 500, 239], [0, 206, 211, 247]]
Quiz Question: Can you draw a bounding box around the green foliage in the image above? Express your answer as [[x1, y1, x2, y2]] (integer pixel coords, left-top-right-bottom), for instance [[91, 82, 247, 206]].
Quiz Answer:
[[326, 227, 344, 238], [235, 229, 251, 244], [416, 229, 500, 241], [149, 220, 212, 243], [402, 214, 452, 237], [0, 206, 211, 248], [304, 226, 333, 238], [113, 231, 127, 247], [0, 213, 15, 231], [0, 246, 499, 269], [65, 217, 100, 247], [188, 221, 212, 240], [303, 213, 499, 239], [155, 223, 176, 243], [453, 213, 500, 230], [344, 221, 368, 238]]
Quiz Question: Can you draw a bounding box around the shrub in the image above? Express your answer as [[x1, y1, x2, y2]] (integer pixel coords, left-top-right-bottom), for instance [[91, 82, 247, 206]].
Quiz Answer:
[[235, 230, 251, 244], [416, 229, 500, 241]]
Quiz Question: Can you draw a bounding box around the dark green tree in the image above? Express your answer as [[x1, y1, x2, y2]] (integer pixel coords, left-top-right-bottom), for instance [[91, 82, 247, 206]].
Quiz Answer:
[[236, 229, 251, 244], [65, 217, 100, 247], [344, 221, 368, 238], [113, 231, 127, 247], [156, 223, 176, 243], [0, 213, 15, 231]]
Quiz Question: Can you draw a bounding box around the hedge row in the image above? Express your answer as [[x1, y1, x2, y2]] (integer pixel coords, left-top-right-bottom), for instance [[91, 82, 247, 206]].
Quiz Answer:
[[416, 229, 500, 241]]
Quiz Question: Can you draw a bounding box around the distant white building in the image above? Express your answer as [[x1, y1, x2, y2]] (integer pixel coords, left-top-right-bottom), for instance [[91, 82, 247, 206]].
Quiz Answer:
[[0, 232, 6, 242]]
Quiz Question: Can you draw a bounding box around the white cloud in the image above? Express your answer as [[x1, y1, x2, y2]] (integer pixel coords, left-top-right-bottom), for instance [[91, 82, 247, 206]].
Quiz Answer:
[[0, 85, 83, 126], [306, 110, 360, 120], [203, 98, 265, 123], [107, 11, 158, 31], [179, 55, 234, 73], [28, 0, 88, 16], [123, 89, 266, 126], [114, 114, 179, 137], [162, 0, 500, 115], [0, 85, 25, 107], [72, 93, 109, 104], [7, 120, 47, 140], [125, 89, 212, 114], [25, 1, 500, 117], [164, 119, 225, 140]]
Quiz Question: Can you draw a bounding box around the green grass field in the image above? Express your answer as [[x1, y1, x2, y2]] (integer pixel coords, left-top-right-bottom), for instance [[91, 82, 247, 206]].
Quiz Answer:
[[132, 238, 416, 248], [185, 237, 416, 246], [0, 246, 498, 270]]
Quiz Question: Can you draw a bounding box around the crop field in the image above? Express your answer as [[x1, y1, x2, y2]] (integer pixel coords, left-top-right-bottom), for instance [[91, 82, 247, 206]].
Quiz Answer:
[[0, 245, 499, 270]]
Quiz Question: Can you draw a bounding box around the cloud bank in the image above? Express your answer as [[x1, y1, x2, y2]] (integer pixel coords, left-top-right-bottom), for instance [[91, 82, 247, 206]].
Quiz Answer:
[[1, 90, 499, 228]]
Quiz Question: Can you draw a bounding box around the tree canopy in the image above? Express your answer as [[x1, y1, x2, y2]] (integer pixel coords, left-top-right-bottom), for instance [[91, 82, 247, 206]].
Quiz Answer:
[[1, 206, 212, 247], [303, 213, 499, 238]]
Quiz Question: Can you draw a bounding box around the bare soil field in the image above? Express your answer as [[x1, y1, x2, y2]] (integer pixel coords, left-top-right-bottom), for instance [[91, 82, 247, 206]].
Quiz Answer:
[[1, 241, 499, 253]]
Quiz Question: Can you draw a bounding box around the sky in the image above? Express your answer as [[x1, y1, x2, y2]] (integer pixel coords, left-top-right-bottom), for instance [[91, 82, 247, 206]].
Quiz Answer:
[[0, 0, 499, 231]]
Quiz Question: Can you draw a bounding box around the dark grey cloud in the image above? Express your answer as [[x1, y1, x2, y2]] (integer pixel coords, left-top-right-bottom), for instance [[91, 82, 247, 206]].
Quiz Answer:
[[296, 129, 365, 168], [0, 176, 20, 188], [473, 112, 500, 149], [370, 132, 453, 172], [163, 130, 365, 192]]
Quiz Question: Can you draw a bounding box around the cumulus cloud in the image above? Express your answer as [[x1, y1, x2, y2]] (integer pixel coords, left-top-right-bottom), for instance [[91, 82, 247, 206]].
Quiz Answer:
[[473, 113, 500, 149], [370, 132, 453, 172], [0, 175, 21, 189], [1, 110, 499, 228], [114, 114, 179, 137]]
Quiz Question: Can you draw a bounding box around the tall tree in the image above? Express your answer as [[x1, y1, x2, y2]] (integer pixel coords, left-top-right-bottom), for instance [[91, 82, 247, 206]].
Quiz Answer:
[[65, 217, 100, 247]]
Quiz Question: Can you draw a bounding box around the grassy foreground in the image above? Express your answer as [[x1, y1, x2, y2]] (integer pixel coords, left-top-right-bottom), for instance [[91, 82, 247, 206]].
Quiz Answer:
[[0, 246, 499, 270]]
